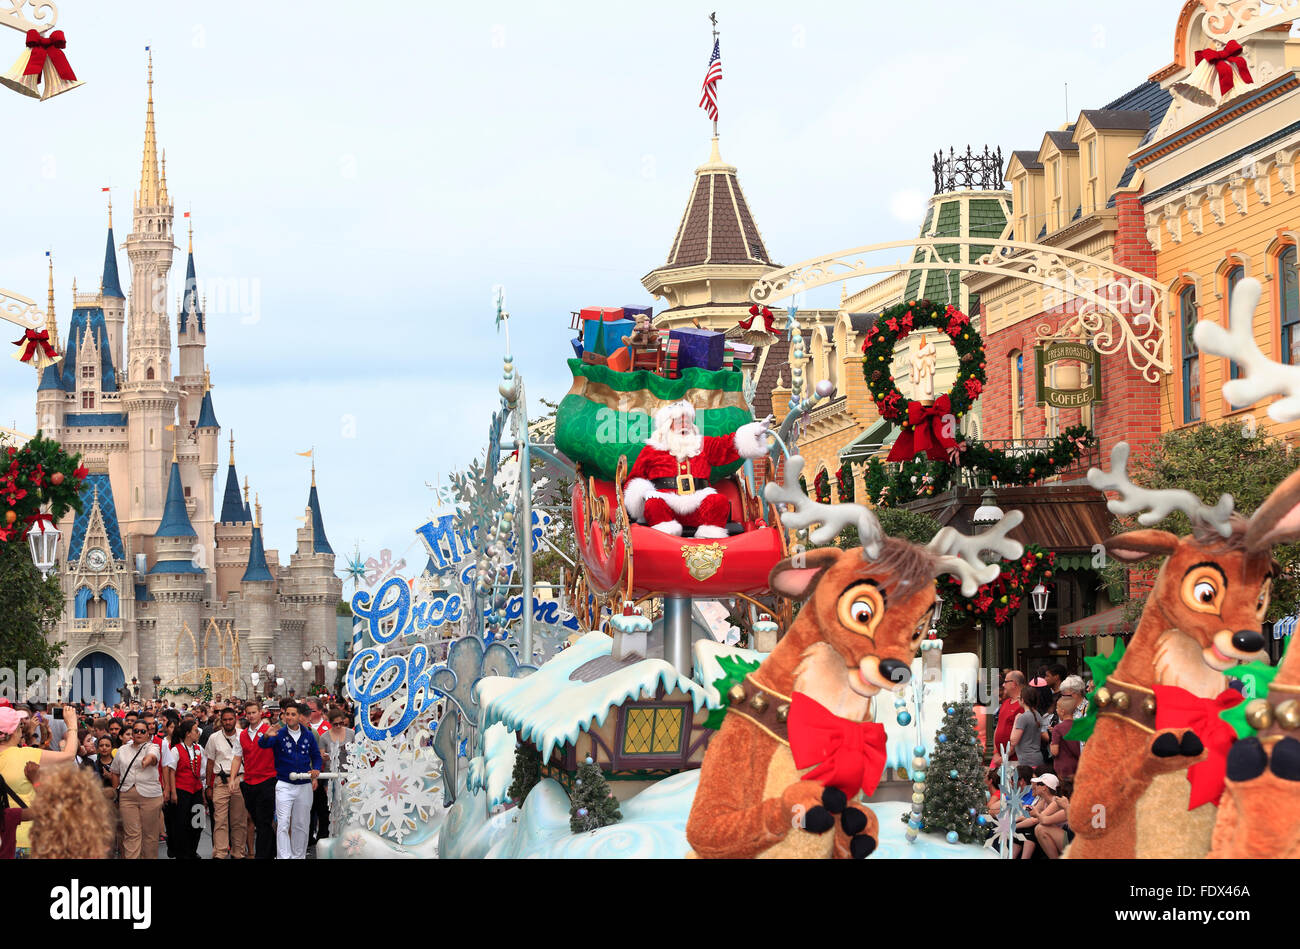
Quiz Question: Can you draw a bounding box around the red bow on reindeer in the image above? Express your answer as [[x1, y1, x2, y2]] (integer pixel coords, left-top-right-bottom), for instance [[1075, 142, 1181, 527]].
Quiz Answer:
[[23, 30, 78, 82], [737, 305, 777, 335], [788, 692, 888, 798], [1194, 41, 1253, 98], [12, 329, 58, 364], [887, 394, 959, 462], [1153, 684, 1244, 810]]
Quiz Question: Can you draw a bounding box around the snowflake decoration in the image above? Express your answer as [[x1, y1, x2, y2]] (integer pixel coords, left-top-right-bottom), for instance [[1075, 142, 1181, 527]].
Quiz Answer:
[[342, 736, 442, 843], [364, 548, 408, 586], [341, 830, 367, 856], [338, 547, 367, 588]]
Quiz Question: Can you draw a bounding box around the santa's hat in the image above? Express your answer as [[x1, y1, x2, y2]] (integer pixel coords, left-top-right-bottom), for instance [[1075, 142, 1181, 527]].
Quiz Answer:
[[654, 400, 695, 431]]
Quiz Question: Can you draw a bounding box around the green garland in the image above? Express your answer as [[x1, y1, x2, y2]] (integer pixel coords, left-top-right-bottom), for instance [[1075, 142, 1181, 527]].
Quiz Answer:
[[1, 432, 87, 543], [861, 426, 1097, 508]]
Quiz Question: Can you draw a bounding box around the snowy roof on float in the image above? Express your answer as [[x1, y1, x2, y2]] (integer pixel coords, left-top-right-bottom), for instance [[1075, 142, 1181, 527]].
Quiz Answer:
[[476, 631, 714, 763]]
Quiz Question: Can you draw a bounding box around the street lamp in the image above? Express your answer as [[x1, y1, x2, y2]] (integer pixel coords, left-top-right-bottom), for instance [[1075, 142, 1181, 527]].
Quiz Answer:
[[1031, 582, 1050, 619], [972, 487, 1004, 525], [302, 644, 337, 688], [26, 509, 60, 578], [152, 674, 160, 699]]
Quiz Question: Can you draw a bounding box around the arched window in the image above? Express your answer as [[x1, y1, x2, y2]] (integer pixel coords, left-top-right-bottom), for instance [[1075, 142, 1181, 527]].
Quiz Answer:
[[1225, 265, 1244, 380], [1009, 350, 1024, 439], [1181, 285, 1201, 423], [102, 586, 120, 619], [74, 586, 94, 619], [146, 366, 155, 381], [1280, 246, 1300, 365]]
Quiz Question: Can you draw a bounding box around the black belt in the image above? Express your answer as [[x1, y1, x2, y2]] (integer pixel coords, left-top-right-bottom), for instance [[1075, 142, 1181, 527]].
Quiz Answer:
[[651, 475, 699, 494]]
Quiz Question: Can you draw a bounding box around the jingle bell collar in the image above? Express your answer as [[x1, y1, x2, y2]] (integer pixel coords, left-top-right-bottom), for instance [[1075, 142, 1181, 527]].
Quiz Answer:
[[1153, 684, 1243, 809], [788, 692, 888, 798], [1220, 659, 1281, 740]]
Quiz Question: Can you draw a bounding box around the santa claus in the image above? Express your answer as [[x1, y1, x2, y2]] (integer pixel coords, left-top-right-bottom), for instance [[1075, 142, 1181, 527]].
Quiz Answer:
[[623, 401, 773, 538]]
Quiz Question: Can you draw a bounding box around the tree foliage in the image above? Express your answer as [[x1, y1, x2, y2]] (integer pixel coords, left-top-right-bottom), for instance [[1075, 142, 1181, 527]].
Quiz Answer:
[[1100, 423, 1300, 621], [0, 537, 65, 673]]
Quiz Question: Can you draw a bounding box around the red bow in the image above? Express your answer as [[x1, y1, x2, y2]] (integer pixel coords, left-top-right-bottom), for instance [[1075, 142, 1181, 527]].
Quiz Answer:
[[887, 394, 958, 462], [1194, 41, 1253, 98], [737, 305, 777, 335], [12, 329, 57, 364], [788, 692, 888, 798], [1153, 684, 1243, 810]]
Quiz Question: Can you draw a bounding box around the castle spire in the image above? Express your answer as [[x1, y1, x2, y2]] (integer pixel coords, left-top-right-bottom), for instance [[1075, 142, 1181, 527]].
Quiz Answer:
[[229, 431, 235, 466], [159, 149, 169, 207], [45, 254, 58, 349], [219, 433, 244, 524], [102, 208, 124, 299], [306, 470, 333, 556], [154, 460, 196, 539], [138, 50, 162, 209]]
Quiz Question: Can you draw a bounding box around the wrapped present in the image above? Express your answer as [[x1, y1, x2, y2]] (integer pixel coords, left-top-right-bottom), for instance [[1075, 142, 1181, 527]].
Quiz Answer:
[[606, 346, 631, 373], [583, 318, 634, 358], [580, 306, 625, 323], [571, 337, 584, 359], [581, 350, 608, 367], [663, 339, 681, 378], [670, 327, 725, 372], [621, 304, 653, 321]]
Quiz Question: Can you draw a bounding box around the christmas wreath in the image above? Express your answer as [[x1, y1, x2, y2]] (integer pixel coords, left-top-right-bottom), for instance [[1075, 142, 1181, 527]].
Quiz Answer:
[[814, 469, 831, 504], [862, 300, 985, 462], [835, 464, 854, 503], [1, 432, 87, 544], [940, 545, 1056, 627]]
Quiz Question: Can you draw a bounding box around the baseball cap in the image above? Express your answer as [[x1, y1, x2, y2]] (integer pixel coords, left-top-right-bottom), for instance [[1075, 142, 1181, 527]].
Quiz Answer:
[[0, 706, 30, 736], [1031, 773, 1060, 790]]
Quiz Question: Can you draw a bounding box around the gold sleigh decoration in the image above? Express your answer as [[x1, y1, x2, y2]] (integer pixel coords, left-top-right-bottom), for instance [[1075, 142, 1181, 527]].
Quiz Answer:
[[682, 542, 725, 582]]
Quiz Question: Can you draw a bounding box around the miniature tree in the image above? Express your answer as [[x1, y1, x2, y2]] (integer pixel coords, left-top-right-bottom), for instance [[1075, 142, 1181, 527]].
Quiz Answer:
[[919, 700, 985, 843], [569, 755, 622, 833], [508, 741, 542, 805]]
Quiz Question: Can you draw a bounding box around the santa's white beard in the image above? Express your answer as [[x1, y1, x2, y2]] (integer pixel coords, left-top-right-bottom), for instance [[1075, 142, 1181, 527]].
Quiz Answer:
[[648, 426, 703, 460]]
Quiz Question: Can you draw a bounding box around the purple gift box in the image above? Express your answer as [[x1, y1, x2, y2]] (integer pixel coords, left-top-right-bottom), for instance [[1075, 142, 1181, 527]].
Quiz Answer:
[[621, 304, 653, 321], [669, 327, 725, 372]]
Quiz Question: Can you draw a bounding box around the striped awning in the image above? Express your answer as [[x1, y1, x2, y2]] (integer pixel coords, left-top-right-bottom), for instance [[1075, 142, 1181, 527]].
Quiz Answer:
[[1061, 604, 1133, 639], [1274, 614, 1299, 640]]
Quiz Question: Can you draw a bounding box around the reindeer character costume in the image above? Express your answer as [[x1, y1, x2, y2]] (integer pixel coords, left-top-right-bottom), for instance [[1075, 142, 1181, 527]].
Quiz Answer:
[[686, 458, 1023, 859], [1067, 443, 1300, 859], [1210, 640, 1300, 858]]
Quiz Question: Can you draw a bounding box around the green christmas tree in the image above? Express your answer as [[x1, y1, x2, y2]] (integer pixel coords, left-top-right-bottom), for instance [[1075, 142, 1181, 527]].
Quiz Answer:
[[918, 700, 986, 843], [201, 672, 213, 702], [569, 755, 622, 834], [508, 741, 542, 805]]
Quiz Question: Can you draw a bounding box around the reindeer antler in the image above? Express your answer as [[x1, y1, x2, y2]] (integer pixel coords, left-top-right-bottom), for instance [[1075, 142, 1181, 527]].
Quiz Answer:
[[764, 455, 885, 559], [927, 513, 1025, 597], [1194, 277, 1300, 422], [1087, 441, 1234, 538]]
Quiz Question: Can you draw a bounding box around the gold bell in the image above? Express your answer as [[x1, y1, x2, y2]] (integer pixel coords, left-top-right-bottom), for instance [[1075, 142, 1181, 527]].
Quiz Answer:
[[1244, 698, 1274, 731], [1275, 699, 1300, 730], [0, 45, 40, 99], [1112, 691, 1130, 712], [1142, 695, 1157, 716], [728, 684, 746, 704], [1094, 687, 1112, 709], [776, 703, 790, 723], [750, 693, 769, 713]]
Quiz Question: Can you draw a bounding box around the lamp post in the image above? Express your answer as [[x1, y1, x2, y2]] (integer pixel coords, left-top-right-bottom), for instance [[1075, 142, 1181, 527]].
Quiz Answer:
[[302, 644, 338, 689], [972, 487, 1005, 679], [152, 674, 160, 699], [1031, 582, 1050, 619]]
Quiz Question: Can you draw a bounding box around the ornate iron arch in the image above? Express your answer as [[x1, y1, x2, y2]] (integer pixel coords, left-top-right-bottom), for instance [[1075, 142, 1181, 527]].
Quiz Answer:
[[749, 237, 1170, 383]]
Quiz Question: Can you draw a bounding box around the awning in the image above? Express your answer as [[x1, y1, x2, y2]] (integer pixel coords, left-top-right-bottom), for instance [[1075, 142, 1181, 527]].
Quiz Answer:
[[1061, 604, 1133, 639], [1274, 615, 1299, 640]]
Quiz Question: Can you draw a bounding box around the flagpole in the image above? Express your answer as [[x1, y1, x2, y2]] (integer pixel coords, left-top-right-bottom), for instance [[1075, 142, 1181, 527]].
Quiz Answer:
[[710, 12, 719, 139]]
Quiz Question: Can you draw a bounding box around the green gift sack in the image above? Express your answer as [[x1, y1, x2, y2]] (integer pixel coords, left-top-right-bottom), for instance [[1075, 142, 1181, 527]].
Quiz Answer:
[[555, 359, 754, 482]]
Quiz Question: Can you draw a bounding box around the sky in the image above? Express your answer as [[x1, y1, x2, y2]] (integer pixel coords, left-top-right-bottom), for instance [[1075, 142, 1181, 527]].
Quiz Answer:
[[0, 0, 1189, 576]]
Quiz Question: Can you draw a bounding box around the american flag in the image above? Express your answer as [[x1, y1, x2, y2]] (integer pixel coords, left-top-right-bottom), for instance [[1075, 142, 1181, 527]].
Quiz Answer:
[[699, 39, 722, 122]]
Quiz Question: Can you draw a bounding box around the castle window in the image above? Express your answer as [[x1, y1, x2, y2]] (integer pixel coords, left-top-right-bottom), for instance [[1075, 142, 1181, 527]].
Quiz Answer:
[[146, 367, 155, 381], [1225, 265, 1244, 381], [1181, 285, 1201, 423], [81, 365, 94, 380], [81, 391, 95, 409], [184, 486, 191, 498]]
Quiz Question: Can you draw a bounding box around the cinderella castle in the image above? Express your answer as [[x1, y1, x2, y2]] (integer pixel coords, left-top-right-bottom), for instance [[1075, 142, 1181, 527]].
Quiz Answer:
[[35, 57, 342, 704]]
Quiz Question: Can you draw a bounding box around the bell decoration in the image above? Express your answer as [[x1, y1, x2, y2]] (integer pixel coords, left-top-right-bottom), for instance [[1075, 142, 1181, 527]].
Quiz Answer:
[[11, 328, 60, 370], [0, 30, 83, 102], [1172, 57, 1221, 107], [1173, 41, 1255, 108]]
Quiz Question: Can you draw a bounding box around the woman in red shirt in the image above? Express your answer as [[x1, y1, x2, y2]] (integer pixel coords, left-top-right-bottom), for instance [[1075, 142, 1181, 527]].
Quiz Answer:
[[166, 718, 205, 860]]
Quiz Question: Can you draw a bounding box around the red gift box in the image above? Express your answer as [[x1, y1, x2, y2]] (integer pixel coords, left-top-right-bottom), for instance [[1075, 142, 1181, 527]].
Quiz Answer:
[[580, 306, 625, 323]]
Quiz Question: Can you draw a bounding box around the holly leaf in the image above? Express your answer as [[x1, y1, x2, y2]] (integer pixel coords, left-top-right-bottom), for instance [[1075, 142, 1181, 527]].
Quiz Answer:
[[1220, 657, 1281, 739], [704, 655, 762, 730]]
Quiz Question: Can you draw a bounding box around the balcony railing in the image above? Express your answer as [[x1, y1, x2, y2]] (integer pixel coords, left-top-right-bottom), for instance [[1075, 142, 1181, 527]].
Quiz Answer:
[[954, 437, 1099, 488]]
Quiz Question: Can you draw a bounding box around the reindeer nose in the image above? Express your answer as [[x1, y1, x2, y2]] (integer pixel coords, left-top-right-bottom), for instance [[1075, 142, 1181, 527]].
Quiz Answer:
[[878, 659, 911, 687], [1232, 630, 1265, 654]]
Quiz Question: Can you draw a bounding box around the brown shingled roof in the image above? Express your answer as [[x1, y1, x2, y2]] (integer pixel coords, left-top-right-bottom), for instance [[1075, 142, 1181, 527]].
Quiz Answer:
[[661, 149, 774, 270]]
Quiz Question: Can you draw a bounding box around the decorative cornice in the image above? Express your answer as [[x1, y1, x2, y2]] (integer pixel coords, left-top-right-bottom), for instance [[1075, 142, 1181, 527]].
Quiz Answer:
[[1138, 75, 1299, 167]]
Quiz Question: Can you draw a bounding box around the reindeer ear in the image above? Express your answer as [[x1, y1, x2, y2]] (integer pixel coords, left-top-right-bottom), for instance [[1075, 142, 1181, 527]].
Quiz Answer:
[[768, 547, 843, 601], [1104, 530, 1180, 563], [1245, 467, 1300, 551]]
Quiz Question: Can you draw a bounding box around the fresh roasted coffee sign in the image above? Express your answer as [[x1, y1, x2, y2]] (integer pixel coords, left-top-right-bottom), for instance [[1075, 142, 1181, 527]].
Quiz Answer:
[[1035, 341, 1102, 409]]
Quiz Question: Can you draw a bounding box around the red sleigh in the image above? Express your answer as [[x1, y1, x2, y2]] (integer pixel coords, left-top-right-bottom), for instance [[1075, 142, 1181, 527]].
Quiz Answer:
[[571, 454, 790, 632]]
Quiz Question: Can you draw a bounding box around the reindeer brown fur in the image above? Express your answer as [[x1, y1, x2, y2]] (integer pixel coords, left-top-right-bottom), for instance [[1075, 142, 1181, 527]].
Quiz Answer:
[[686, 458, 1022, 859], [1067, 443, 1300, 859]]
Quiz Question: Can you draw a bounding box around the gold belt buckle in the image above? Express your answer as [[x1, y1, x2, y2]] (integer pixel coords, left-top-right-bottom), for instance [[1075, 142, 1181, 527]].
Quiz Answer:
[[675, 473, 697, 494]]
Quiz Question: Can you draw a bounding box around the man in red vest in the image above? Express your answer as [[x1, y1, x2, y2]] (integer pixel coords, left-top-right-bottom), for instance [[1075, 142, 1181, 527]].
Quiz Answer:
[[228, 699, 277, 859], [992, 670, 1026, 770]]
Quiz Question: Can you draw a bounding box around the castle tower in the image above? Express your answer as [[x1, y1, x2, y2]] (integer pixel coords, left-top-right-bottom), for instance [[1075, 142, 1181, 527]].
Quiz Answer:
[[36, 255, 65, 439], [122, 50, 180, 546], [144, 457, 205, 686], [283, 461, 341, 692], [641, 137, 779, 331], [176, 218, 206, 419], [213, 434, 252, 601], [193, 372, 219, 588], [239, 499, 278, 687], [101, 200, 126, 371]]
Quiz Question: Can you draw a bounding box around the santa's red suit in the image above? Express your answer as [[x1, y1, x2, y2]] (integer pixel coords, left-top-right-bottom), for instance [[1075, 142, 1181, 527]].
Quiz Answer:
[[623, 401, 770, 538]]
